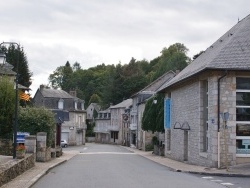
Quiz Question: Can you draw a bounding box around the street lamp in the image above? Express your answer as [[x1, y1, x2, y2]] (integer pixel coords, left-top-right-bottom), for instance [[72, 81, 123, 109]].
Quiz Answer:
[[0, 42, 20, 159]]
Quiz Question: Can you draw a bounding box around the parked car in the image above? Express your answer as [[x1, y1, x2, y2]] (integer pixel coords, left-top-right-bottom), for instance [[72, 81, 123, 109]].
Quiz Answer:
[[61, 140, 68, 147]]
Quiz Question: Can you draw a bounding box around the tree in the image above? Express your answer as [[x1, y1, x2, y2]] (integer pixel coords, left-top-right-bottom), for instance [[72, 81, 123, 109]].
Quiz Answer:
[[72, 62, 81, 72], [0, 77, 15, 139], [152, 43, 190, 80], [6, 45, 32, 87], [49, 61, 73, 91], [142, 94, 165, 133], [88, 94, 102, 106], [48, 66, 64, 89]]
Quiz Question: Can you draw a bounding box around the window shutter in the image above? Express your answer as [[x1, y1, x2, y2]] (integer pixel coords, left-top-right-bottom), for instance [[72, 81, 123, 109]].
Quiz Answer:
[[164, 99, 171, 129]]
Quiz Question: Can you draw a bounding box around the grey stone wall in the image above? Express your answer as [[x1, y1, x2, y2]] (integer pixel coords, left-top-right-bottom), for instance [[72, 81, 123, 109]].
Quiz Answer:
[[164, 71, 245, 168], [0, 154, 35, 187]]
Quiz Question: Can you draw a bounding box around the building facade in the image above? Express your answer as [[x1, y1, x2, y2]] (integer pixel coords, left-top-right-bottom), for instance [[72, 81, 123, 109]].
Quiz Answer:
[[130, 70, 175, 150], [33, 86, 87, 146], [158, 15, 250, 167]]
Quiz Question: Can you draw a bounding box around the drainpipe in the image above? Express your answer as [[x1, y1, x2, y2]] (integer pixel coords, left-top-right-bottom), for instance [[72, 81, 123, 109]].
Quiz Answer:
[[217, 71, 227, 168]]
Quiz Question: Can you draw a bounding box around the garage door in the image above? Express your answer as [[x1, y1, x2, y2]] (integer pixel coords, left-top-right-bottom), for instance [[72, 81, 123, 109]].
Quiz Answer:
[[61, 132, 69, 143]]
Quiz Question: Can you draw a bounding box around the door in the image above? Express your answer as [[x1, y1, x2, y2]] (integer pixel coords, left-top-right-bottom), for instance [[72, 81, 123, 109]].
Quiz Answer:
[[184, 130, 188, 161]]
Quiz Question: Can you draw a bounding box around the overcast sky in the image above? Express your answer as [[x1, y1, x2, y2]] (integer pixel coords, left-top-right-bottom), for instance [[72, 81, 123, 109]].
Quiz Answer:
[[1, 0, 250, 96]]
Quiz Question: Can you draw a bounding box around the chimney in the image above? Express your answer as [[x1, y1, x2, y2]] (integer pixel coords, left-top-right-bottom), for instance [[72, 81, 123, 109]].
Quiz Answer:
[[40, 85, 45, 90], [175, 70, 180, 75], [69, 90, 77, 97]]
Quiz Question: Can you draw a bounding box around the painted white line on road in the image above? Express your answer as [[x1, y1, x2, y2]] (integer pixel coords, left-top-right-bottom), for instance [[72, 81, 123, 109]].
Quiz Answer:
[[210, 180, 223, 182], [202, 176, 214, 179], [220, 182, 234, 186], [79, 152, 136, 155]]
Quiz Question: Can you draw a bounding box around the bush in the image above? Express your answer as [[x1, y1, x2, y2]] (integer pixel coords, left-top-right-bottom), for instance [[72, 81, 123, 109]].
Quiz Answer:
[[0, 77, 15, 139], [152, 136, 159, 146], [18, 107, 55, 147], [145, 143, 154, 151]]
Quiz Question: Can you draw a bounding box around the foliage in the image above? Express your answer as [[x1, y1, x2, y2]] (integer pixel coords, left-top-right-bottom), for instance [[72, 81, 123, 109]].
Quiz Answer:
[[152, 43, 190, 80], [145, 143, 154, 151], [142, 93, 165, 133], [88, 94, 102, 106], [86, 120, 95, 137], [48, 43, 191, 108], [0, 77, 15, 139], [152, 136, 159, 146], [2, 44, 32, 87], [18, 107, 55, 147]]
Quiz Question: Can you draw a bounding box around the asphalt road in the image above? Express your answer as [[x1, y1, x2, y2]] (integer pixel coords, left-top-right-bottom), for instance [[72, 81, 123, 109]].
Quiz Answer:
[[32, 144, 227, 188]]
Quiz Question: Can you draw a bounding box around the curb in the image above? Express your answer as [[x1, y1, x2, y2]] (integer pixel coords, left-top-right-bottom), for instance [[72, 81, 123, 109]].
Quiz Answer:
[[122, 146, 250, 178], [28, 159, 67, 188]]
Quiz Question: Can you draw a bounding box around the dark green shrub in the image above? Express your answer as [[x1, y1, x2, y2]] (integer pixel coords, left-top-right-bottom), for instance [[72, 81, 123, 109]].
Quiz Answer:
[[0, 77, 15, 139], [18, 107, 55, 147]]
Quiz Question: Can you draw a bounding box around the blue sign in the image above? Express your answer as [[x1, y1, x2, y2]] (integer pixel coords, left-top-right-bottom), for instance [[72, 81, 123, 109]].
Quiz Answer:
[[164, 99, 171, 129], [16, 132, 30, 144]]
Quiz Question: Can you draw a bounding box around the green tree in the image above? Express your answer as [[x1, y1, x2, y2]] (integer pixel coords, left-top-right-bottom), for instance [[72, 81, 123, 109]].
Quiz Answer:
[[18, 107, 55, 147], [72, 62, 81, 72], [88, 93, 102, 106], [61, 61, 73, 91], [0, 77, 15, 139], [48, 66, 64, 89], [152, 43, 190, 80], [5, 45, 32, 87], [49, 61, 73, 91], [142, 94, 165, 133]]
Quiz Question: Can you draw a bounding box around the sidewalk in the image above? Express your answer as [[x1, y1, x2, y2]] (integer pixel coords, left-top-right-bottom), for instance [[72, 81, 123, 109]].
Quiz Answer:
[[1, 147, 250, 188], [0, 151, 78, 188], [125, 147, 250, 177]]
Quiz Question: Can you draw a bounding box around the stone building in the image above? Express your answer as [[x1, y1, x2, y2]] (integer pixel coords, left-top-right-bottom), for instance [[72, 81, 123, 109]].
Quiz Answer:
[[94, 99, 132, 145], [130, 70, 175, 150], [158, 15, 250, 168], [33, 86, 87, 146], [94, 108, 111, 143]]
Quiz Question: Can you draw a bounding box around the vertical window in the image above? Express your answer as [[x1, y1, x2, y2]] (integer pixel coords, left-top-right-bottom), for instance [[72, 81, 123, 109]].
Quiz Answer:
[[58, 98, 64, 109], [236, 77, 250, 155], [75, 101, 77, 110], [164, 98, 171, 129], [200, 80, 208, 152]]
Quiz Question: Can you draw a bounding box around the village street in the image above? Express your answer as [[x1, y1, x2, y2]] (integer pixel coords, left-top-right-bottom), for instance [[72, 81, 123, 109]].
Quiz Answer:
[[30, 143, 248, 188]]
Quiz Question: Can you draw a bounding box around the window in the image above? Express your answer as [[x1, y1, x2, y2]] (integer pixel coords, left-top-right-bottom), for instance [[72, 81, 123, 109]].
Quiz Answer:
[[111, 131, 118, 139], [75, 101, 77, 110], [58, 99, 64, 109], [200, 80, 208, 152], [236, 77, 250, 155]]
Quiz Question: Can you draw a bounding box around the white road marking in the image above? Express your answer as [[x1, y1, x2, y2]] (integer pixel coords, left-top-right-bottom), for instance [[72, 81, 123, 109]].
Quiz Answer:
[[211, 180, 223, 182], [79, 152, 136, 155], [202, 176, 214, 179], [220, 182, 234, 186]]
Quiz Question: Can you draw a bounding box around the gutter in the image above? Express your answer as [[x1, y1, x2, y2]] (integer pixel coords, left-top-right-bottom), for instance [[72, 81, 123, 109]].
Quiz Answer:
[[217, 70, 227, 168]]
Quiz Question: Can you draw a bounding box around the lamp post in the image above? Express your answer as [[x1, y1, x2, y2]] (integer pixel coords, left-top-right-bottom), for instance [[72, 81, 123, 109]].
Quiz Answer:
[[0, 42, 20, 159]]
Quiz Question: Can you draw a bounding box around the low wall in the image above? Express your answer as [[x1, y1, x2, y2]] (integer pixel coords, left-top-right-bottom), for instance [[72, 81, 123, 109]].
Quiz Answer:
[[0, 154, 35, 187], [86, 137, 95, 142]]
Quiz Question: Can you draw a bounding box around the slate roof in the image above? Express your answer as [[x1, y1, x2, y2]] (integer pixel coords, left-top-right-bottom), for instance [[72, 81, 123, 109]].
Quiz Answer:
[[158, 14, 250, 92], [41, 88, 75, 99], [0, 64, 16, 75], [110, 99, 132, 109], [132, 70, 175, 97]]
